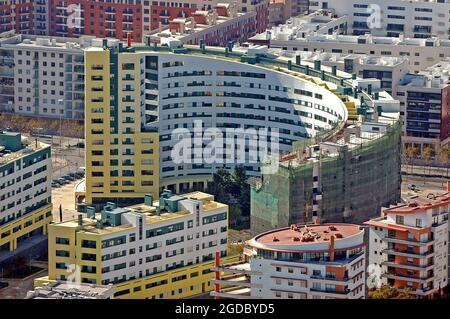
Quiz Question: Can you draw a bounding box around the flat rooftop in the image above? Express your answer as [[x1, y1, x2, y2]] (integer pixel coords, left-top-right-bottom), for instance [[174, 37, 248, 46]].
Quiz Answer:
[[384, 192, 450, 215], [54, 191, 226, 234], [254, 223, 363, 245], [0, 134, 49, 165], [27, 282, 115, 299]]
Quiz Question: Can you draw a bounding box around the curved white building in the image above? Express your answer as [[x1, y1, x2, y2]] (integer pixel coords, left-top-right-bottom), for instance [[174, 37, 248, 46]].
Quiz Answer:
[[82, 39, 398, 207], [146, 50, 348, 191], [211, 223, 366, 299]]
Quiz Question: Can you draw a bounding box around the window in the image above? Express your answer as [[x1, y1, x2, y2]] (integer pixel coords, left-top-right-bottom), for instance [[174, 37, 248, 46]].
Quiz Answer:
[[416, 219, 422, 228], [396, 215, 404, 225]]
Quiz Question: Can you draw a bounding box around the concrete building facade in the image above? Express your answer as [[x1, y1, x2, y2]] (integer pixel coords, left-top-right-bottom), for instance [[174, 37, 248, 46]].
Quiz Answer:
[[397, 60, 450, 153], [0, 32, 90, 120], [365, 194, 450, 296], [250, 31, 450, 74], [212, 223, 366, 299], [309, 0, 450, 39], [38, 191, 236, 299], [0, 132, 52, 254], [80, 40, 380, 206], [149, 3, 260, 47]]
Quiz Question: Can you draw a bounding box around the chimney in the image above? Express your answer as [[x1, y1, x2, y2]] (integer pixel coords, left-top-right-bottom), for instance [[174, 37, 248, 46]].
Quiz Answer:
[[214, 4, 229, 17], [169, 21, 181, 33], [77, 213, 83, 226], [214, 251, 221, 299], [127, 33, 132, 47], [193, 12, 207, 24], [330, 235, 335, 262]]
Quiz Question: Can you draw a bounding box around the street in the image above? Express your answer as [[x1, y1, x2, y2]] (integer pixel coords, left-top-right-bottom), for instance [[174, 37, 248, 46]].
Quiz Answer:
[[26, 135, 85, 180]]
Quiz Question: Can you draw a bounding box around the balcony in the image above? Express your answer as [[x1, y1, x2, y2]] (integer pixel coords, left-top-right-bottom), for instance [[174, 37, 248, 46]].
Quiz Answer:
[[310, 287, 351, 296], [384, 235, 434, 246], [310, 274, 350, 282], [381, 261, 434, 271], [382, 271, 434, 283], [382, 248, 434, 258]]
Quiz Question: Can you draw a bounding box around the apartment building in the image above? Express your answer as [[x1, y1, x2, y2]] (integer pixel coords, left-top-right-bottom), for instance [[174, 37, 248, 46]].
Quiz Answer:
[[250, 31, 450, 73], [83, 42, 160, 207], [48, 0, 143, 42], [0, 0, 34, 34], [143, 0, 269, 34], [0, 132, 52, 256], [79, 38, 403, 210], [81, 40, 363, 205], [365, 194, 450, 297], [278, 51, 408, 97], [149, 3, 260, 46], [38, 191, 235, 299], [397, 59, 450, 153], [211, 223, 366, 299], [0, 32, 90, 120], [309, 0, 450, 39], [268, 0, 309, 26]]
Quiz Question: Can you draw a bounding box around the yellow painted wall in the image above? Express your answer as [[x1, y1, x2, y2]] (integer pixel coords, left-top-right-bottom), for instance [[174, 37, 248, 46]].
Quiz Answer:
[[0, 203, 52, 252], [85, 49, 112, 205], [38, 254, 240, 299], [84, 49, 159, 205]]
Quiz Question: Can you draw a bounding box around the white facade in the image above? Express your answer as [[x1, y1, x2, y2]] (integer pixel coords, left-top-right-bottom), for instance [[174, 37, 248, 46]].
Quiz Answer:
[[251, 31, 450, 73], [77, 192, 228, 286], [0, 133, 52, 228], [139, 49, 348, 188], [277, 50, 408, 98], [212, 223, 366, 299], [366, 195, 450, 296], [0, 34, 94, 120], [309, 0, 450, 39]]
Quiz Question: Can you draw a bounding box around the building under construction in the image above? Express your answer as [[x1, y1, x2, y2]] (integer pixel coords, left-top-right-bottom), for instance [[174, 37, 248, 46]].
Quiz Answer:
[[251, 93, 402, 235]]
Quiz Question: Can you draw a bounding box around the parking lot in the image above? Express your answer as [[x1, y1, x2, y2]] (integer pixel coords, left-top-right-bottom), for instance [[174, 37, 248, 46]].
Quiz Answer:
[[51, 174, 84, 223]]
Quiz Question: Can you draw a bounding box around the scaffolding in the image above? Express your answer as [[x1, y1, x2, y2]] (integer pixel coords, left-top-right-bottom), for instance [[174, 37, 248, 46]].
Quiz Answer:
[[251, 121, 402, 236]]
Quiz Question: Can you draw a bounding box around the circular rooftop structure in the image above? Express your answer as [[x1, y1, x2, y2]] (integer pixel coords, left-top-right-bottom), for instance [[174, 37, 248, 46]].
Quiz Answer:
[[247, 223, 364, 253]]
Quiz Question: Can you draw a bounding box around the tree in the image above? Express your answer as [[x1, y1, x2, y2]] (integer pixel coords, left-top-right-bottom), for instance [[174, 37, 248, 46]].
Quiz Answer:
[[405, 146, 419, 176], [421, 146, 435, 178], [206, 167, 232, 204], [229, 205, 241, 228], [369, 285, 416, 299], [206, 165, 252, 228]]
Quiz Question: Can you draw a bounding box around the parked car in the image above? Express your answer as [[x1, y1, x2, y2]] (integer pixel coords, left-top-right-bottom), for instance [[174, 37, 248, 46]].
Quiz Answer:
[[73, 172, 84, 179], [58, 178, 69, 185], [63, 175, 75, 181], [53, 179, 63, 185], [51, 182, 61, 188]]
